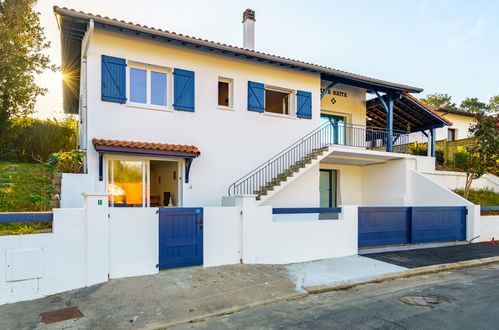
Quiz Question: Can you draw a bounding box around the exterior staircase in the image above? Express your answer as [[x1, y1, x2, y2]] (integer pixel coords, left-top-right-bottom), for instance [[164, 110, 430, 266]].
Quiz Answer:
[[228, 120, 410, 203], [254, 146, 329, 201], [228, 121, 338, 202]]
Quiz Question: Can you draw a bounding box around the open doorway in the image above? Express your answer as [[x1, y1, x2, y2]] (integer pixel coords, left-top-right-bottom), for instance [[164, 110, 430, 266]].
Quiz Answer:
[[150, 160, 180, 207]]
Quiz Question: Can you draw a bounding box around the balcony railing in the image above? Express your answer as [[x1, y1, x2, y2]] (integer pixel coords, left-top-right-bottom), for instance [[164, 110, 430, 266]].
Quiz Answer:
[[329, 123, 421, 153]]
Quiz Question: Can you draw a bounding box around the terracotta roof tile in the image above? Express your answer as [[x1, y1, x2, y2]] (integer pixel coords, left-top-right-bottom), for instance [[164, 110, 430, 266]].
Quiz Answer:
[[403, 92, 453, 126], [53, 6, 422, 93], [92, 139, 200, 155]]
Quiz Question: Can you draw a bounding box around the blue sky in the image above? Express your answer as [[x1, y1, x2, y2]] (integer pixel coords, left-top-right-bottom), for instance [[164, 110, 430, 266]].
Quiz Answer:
[[35, 0, 499, 118]]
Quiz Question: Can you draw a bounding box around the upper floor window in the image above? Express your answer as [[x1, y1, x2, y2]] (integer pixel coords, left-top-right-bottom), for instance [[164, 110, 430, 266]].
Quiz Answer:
[[218, 77, 233, 108], [265, 87, 291, 115], [128, 63, 171, 109], [247, 81, 311, 119]]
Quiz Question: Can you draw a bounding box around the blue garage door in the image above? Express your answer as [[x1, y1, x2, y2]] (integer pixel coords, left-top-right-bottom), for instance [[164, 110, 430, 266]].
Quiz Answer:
[[159, 208, 203, 270], [411, 207, 467, 244], [359, 206, 466, 248], [358, 207, 411, 248]]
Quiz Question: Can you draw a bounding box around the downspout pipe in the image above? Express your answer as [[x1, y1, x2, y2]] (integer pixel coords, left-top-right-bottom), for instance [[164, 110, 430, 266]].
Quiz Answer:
[[80, 19, 94, 173]]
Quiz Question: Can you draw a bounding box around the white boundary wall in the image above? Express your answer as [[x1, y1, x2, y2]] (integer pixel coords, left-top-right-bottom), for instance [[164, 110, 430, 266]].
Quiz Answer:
[[0, 208, 86, 305], [421, 171, 499, 193], [109, 208, 159, 278], [60, 173, 96, 208], [477, 216, 499, 242], [204, 206, 241, 267], [242, 205, 358, 264]]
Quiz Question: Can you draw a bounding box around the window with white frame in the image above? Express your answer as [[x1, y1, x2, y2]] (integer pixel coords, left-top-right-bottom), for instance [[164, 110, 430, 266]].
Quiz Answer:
[[265, 87, 292, 115], [128, 63, 171, 108], [218, 77, 233, 108]]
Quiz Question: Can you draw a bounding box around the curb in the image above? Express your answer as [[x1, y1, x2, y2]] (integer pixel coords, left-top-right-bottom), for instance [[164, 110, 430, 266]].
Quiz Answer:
[[153, 292, 308, 329], [305, 256, 499, 294], [154, 256, 499, 329]]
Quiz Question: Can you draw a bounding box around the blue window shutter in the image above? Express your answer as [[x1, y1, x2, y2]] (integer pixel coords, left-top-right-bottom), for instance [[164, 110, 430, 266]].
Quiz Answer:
[[248, 81, 265, 112], [173, 68, 195, 112], [296, 90, 312, 119], [101, 55, 127, 103]]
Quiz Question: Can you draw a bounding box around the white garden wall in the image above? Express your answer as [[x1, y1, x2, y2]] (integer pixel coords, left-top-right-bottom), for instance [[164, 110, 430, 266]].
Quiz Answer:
[[477, 215, 499, 242], [60, 173, 96, 208], [422, 171, 499, 193], [0, 209, 86, 305], [109, 208, 159, 278], [242, 205, 358, 264], [204, 206, 241, 267]]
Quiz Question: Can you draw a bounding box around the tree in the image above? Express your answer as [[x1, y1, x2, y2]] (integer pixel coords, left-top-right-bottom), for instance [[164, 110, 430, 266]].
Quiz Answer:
[[460, 97, 487, 113], [488, 95, 499, 115], [420, 93, 457, 109], [0, 0, 55, 138], [458, 111, 499, 198]]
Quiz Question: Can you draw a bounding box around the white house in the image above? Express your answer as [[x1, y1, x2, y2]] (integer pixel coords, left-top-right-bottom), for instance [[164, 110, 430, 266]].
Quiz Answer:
[[3, 7, 498, 306], [55, 7, 457, 209], [432, 107, 476, 142], [49, 7, 490, 273]]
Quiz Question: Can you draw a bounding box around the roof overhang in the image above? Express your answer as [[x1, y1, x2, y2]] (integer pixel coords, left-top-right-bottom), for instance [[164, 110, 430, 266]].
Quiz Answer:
[[366, 92, 452, 133], [54, 6, 424, 114]]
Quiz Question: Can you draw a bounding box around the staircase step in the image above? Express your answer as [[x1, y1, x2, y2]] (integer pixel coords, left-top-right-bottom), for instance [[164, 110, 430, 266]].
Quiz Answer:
[[246, 145, 330, 201]]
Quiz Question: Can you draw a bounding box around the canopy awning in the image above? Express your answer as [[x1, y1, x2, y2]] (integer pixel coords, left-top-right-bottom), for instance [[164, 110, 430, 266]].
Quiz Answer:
[[92, 139, 200, 158], [366, 92, 452, 133], [92, 139, 200, 183]]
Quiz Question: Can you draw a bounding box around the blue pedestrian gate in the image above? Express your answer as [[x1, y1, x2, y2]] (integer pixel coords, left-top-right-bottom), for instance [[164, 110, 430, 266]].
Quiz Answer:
[[358, 206, 466, 248], [158, 208, 203, 270]]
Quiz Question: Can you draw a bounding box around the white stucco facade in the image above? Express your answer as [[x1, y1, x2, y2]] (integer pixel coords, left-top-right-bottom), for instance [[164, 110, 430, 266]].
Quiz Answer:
[[84, 28, 322, 207], [433, 110, 475, 141]]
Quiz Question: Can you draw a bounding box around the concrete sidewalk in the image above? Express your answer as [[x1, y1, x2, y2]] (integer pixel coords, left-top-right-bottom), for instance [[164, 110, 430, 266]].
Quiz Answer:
[[1, 246, 498, 329], [0, 264, 300, 329], [0, 257, 405, 329]]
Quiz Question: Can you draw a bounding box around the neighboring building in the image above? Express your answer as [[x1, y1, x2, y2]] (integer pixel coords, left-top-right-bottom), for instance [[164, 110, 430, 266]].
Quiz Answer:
[[432, 107, 476, 142]]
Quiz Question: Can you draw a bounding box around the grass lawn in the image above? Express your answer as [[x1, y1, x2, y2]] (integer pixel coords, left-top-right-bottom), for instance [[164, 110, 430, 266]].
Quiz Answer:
[[0, 162, 53, 235], [454, 188, 499, 215]]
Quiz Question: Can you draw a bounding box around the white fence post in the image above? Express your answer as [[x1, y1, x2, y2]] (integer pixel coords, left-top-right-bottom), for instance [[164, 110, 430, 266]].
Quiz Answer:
[[84, 193, 109, 286]]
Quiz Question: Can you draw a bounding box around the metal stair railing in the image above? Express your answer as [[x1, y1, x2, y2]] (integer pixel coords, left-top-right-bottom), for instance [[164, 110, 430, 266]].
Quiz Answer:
[[227, 122, 410, 196]]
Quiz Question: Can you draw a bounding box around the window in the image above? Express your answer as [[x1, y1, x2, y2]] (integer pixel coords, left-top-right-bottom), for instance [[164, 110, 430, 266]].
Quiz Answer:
[[130, 68, 146, 103], [448, 128, 457, 141], [128, 63, 170, 108], [108, 159, 148, 207], [218, 78, 233, 108], [320, 169, 337, 208], [265, 88, 290, 115], [151, 72, 167, 106]]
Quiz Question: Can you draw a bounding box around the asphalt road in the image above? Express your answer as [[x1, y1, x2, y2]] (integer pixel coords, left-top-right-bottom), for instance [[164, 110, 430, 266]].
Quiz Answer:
[[175, 263, 499, 330]]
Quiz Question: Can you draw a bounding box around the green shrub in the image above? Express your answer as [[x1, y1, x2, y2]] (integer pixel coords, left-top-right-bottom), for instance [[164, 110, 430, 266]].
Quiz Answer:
[[48, 149, 83, 173], [436, 148, 445, 166], [0, 117, 77, 163], [453, 146, 469, 170], [408, 142, 427, 156]]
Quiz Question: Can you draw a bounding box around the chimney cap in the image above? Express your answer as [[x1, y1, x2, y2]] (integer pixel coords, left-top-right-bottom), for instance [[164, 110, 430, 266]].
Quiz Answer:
[[242, 9, 255, 23]]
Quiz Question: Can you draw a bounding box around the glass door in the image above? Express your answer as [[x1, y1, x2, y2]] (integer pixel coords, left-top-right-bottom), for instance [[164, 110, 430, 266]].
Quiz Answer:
[[320, 169, 337, 207], [321, 114, 346, 145]]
